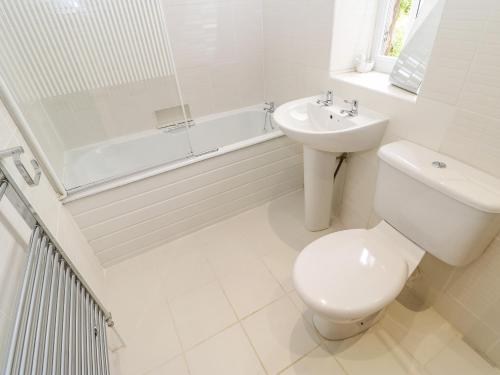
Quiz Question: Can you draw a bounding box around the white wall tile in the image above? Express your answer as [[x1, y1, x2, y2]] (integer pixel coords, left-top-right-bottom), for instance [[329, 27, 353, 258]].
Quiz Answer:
[[420, 0, 490, 104], [165, 0, 266, 116]]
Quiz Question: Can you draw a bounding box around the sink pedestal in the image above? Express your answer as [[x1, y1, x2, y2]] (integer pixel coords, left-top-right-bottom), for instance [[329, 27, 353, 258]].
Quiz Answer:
[[303, 146, 340, 231]]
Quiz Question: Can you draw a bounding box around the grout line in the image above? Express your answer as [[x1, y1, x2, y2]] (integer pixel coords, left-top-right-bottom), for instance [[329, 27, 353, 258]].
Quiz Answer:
[[214, 276, 270, 375], [275, 344, 321, 375]]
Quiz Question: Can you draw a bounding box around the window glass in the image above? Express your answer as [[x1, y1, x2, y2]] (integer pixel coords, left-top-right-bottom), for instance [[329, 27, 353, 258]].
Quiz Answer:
[[381, 0, 422, 58]]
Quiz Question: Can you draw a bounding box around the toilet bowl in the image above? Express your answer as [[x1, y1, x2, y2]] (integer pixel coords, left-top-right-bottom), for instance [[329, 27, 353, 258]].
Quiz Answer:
[[293, 220, 425, 340], [293, 141, 500, 340]]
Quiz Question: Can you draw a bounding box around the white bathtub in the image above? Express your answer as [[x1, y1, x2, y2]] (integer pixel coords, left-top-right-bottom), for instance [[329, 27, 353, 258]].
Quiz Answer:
[[63, 104, 303, 265], [64, 105, 282, 192]]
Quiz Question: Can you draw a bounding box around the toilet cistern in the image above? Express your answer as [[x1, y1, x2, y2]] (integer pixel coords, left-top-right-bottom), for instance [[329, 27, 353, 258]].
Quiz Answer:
[[293, 140, 500, 340]]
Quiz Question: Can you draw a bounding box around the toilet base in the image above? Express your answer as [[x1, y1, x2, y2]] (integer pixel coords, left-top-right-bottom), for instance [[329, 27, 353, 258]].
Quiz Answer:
[[312, 310, 384, 340]]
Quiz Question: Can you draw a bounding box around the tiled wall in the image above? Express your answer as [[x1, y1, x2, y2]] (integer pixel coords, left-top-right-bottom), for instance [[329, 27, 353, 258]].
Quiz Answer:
[[0, 101, 108, 310], [262, 0, 334, 105], [164, 0, 266, 118], [310, 0, 500, 366], [262, 0, 377, 105]]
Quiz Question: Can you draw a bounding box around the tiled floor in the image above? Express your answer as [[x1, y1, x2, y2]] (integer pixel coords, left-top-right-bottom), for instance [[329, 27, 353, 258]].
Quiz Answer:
[[107, 190, 500, 375]]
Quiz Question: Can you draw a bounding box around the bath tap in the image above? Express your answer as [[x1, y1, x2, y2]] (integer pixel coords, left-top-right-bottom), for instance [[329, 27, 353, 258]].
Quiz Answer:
[[263, 101, 275, 131], [264, 101, 275, 113], [316, 90, 333, 107], [340, 99, 358, 117]]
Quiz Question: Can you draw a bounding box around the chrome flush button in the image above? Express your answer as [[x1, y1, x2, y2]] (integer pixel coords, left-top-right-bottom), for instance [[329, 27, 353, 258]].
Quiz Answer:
[[432, 161, 447, 169]]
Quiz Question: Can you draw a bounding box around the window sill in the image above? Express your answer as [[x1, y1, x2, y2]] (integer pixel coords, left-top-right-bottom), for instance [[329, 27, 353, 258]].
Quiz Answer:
[[331, 71, 417, 103]]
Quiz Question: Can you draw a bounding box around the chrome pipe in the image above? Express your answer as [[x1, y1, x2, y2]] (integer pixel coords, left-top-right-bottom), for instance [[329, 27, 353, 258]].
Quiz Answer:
[[51, 260, 66, 374], [19, 235, 49, 374], [75, 280, 81, 375], [41, 252, 60, 375], [90, 300, 97, 375], [100, 310, 110, 375], [94, 304, 102, 375], [60, 266, 71, 373], [85, 293, 92, 375], [31, 244, 55, 373], [4, 226, 41, 374], [81, 289, 88, 375], [69, 274, 76, 374]]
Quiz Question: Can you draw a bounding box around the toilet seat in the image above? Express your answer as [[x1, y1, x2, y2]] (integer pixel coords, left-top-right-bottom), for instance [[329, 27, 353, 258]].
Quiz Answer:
[[293, 227, 409, 321]]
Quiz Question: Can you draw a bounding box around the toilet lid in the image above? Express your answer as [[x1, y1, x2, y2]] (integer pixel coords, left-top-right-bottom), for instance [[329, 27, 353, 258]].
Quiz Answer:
[[293, 229, 408, 320]]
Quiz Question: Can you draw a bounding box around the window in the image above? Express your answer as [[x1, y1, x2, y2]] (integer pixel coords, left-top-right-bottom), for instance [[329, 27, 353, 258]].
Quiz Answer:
[[372, 0, 423, 73]]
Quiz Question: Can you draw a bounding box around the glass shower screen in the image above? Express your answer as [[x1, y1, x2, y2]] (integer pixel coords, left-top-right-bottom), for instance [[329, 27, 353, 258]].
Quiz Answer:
[[0, 0, 192, 190]]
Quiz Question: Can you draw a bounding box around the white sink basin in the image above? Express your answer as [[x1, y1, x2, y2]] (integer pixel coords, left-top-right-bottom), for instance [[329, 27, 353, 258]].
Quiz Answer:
[[274, 96, 388, 153], [273, 95, 389, 232]]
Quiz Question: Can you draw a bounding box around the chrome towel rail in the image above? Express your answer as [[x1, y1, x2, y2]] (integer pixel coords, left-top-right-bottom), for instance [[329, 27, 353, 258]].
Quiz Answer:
[[0, 146, 41, 186], [0, 166, 121, 374]]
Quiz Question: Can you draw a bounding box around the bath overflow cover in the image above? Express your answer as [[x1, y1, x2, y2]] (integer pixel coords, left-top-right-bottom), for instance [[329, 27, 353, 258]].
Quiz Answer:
[[432, 161, 447, 169]]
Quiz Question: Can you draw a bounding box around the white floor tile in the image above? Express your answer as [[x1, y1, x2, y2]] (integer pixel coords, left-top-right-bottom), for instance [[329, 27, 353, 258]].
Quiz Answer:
[[161, 247, 216, 301], [106, 248, 163, 333], [242, 296, 320, 374], [288, 291, 315, 327], [426, 337, 500, 375], [145, 355, 190, 375], [185, 324, 266, 375], [115, 300, 182, 375], [170, 281, 237, 349], [219, 261, 284, 319], [280, 345, 346, 375], [325, 327, 424, 375], [207, 246, 263, 279], [107, 191, 498, 375], [263, 248, 297, 292], [381, 302, 460, 365]]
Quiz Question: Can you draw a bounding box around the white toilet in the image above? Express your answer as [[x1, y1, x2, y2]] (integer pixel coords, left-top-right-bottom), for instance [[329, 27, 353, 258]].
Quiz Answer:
[[294, 140, 500, 340]]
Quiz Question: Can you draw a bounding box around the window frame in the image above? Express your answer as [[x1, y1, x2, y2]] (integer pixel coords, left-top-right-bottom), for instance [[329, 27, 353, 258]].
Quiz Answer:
[[371, 0, 423, 74]]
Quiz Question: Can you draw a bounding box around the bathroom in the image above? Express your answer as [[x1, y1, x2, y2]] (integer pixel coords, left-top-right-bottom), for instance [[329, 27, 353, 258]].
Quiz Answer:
[[1, 0, 500, 373]]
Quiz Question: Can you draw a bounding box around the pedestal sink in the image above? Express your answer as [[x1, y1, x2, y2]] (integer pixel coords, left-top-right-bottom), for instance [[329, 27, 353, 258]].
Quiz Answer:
[[274, 95, 388, 231]]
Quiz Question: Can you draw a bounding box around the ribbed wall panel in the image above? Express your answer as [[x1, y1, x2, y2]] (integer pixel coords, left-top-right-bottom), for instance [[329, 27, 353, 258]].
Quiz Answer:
[[98, 176, 304, 266], [0, 0, 175, 102], [75, 143, 302, 228], [65, 138, 304, 266], [83, 154, 302, 241], [66, 136, 297, 214]]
